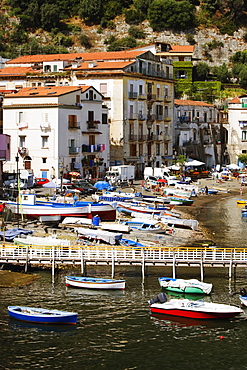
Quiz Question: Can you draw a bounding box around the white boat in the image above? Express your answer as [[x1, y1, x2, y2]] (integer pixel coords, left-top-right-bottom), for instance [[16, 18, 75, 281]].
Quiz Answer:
[[14, 235, 71, 247], [65, 276, 126, 290], [76, 227, 122, 245], [120, 218, 168, 233], [131, 212, 198, 230], [149, 293, 242, 320], [158, 277, 212, 295]]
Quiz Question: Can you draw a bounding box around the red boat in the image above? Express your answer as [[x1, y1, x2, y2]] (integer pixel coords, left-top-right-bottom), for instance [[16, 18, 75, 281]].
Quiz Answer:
[[148, 293, 242, 320]]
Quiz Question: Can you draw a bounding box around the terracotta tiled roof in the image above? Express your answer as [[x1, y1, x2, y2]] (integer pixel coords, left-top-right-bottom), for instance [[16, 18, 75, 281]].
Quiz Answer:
[[4, 86, 84, 98], [6, 50, 145, 65], [174, 99, 214, 107], [229, 97, 241, 103], [170, 45, 194, 53], [71, 61, 134, 70], [0, 66, 40, 75]]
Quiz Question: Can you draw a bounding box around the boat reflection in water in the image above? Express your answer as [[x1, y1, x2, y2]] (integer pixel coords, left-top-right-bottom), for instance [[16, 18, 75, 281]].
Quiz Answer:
[[8, 319, 78, 333], [150, 313, 243, 328], [166, 291, 206, 301]]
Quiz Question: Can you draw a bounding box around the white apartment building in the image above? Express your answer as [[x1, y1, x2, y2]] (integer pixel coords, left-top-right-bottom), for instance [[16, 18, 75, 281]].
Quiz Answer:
[[227, 95, 247, 165], [174, 99, 221, 168], [3, 85, 109, 180], [1, 50, 174, 178]]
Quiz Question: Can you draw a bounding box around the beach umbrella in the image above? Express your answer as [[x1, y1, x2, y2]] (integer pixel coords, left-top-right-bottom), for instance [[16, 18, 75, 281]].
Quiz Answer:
[[184, 160, 205, 167], [226, 164, 240, 170], [42, 181, 59, 188], [94, 181, 111, 190], [169, 165, 180, 171], [69, 171, 81, 177]]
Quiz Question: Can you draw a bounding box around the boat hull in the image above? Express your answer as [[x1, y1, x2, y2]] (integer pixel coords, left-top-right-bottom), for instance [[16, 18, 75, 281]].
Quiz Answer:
[[162, 286, 207, 295], [149, 301, 242, 320], [239, 295, 247, 306], [8, 306, 78, 324], [65, 276, 125, 290]]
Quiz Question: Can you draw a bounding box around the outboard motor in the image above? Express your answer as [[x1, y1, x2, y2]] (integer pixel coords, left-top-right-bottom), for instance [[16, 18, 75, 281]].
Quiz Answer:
[[148, 292, 167, 305], [240, 287, 247, 296]]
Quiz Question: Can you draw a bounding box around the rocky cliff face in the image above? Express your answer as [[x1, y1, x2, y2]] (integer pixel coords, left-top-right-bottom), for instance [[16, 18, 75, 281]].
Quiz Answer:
[[83, 17, 247, 67]]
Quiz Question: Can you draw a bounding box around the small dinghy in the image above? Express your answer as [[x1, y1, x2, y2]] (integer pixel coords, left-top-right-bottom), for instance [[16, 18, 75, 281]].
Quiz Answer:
[[8, 306, 78, 324], [148, 293, 242, 320], [65, 276, 126, 290], [158, 277, 212, 295], [239, 287, 247, 306]]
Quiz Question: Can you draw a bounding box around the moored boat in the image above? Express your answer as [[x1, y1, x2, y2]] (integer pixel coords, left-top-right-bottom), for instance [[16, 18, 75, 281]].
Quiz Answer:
[[8, 306, 78, 324], [148, 293, 242, 320], [119, 238, 146, 249], [65, 276, 126, 290], [158, 277, 212, 295]]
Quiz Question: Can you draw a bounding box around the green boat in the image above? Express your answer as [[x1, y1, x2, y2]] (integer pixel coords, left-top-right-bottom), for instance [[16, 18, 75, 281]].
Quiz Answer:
[[158, 277, 212, 295]]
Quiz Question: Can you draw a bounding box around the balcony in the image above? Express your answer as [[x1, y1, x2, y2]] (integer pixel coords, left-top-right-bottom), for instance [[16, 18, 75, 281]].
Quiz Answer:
[[138, 94, 146, 100], [128, 113, 137, 120], [129, 134, 137, 141], [87, 121, 100, 129], [164, 95, 172, 102], [164, 116, 172, 122], [68, 122, 81, 129], [147, 114, 156, 121], [147, 93, 156, 101], [81, 144, 105, 153], [138, 113, 146, 120], [18, 147, 29, 156], [69, 146, 80, 154], [156, 115, 164, 121], [163, 135, 171, 141], [156, 95, 163, 102], [128, 92, 138, 99]]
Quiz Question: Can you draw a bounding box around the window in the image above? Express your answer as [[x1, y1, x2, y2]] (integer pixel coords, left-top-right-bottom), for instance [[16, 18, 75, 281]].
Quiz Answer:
[[129, 144, 137, 156], [139, 85, 143, 95], [102, 113, 108, 124], [89, 90, 93, 100], [88, 111, 94, 122], [53, 65, 57, 72], [41, 136, 48, 148], [89, 135, 95, 145], [177, 70, 186, 79], [242, 131, 247, 141], [42, 158, 47, 163], [19, 136, 25, 147], [76, 95, 80, 104], [164, 86, 169, 97], [157, 86, 160, 97], [44, 65, 51, 72], [139, 143, 143, 156], [100, 83, 107, 95], [156, 143, 160, 155], [68, 115, 78, 128]]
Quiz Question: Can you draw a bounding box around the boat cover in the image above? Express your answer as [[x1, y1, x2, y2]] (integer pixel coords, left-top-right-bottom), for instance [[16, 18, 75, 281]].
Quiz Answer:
[[0, 228, 33, 241], [159, 278, 212, 294], [76, 228, 122, 245]]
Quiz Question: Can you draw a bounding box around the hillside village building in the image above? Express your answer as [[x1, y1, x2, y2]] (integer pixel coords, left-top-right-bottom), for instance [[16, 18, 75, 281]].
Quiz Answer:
[[3, 86, 109, 180], [173, 99, 226, 169], [227, 95, 247, 165], [0, 50, 175, 177]]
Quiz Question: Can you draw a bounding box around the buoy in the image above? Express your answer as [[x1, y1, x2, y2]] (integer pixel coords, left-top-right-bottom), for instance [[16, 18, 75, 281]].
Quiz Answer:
[[220, 336, 225, 340]]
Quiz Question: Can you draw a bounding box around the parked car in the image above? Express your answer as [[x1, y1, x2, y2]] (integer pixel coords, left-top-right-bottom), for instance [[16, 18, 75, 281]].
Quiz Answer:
[[35, 178, 50, 187], [72, 180, 97, 195]]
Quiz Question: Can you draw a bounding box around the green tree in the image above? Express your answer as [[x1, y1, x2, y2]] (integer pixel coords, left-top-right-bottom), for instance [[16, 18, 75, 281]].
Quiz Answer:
[[147, 0, 196, 31], [194, 62, 210, 81], [79, 0, 103, 24], [107, 36, 137, 51], [212, 63, 231, 83], [41, 3, 62, 31], [238, 154, 247, 166], [128, 25, 146, 39], [79, 34, 92, 49], [239, 66, 247, 89], [125, 6, 145, 25]]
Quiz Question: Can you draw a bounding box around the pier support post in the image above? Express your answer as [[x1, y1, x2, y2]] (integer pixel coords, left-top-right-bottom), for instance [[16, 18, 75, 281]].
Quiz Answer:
[[52, 246, 55, 284], [172, 252, 176, 279], [200, 251, 204, 281], [141, 248, 145, 281], [24, 246, 29, 273], [229, 250, 233, 279], [111, 248, 115, 279], [80, 248, 85, 275]]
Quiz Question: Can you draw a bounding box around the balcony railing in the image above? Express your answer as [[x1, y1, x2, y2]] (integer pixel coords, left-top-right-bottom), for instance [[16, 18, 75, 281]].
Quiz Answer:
[[147, 114, 156, 121], [138, 94, 146, 100], [138, 114, 146, 120], [69, 146, 80, 154], [164, 115, 172, 121], [129, 134, 137, 141], [164, 95, 172, 102], [128, 113, 137, 120], [81, 144, 104, 153], [147, 93, 156, 101], [87, 121, 100, 129], [156, 115, 164, 121], [128, 92, 138, 99], [68, 122, 81, 129]]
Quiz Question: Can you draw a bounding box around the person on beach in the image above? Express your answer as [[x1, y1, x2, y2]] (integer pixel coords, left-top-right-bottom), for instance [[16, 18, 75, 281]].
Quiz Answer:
[[240, 186, 243, 196], [204, 186, 208, 195]]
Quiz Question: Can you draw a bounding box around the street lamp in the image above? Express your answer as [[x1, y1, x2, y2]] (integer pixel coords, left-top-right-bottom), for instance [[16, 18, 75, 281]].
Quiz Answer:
[[15, 153, 19, 227]]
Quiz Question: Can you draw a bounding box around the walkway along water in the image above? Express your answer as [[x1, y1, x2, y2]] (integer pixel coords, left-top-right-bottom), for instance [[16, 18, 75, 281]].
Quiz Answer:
[[1, 243, 247, 282]]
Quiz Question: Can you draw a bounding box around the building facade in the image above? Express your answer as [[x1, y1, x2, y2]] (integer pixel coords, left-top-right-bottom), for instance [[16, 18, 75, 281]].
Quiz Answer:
[[3, 86, 109, 180], [1, 50, 174, 177]]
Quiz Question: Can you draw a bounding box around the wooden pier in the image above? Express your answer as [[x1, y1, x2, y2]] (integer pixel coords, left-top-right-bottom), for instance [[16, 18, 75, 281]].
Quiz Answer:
[[1, 244, 247, 282]]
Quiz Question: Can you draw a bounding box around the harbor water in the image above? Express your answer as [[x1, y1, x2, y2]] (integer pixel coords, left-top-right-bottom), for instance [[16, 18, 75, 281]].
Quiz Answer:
[[1, 193, 247, 370]]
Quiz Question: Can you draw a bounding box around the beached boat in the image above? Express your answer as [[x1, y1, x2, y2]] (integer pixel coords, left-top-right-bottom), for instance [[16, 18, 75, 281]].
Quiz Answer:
[[14, 235, 71, 247], [5, 192, 116, 221], [237, 199, 247, 205], [119, 238, 146, 249], [239, 295, 247, 306], [76, 227, 122, 245], [117, 202, 163, 215], [130, 212, 198, 230], [158, 277, 212, 295], [120, 218, 168, 233], [148, 293, 242, 320], [8, 306, 78, 324], [65, 276, 126, 290]]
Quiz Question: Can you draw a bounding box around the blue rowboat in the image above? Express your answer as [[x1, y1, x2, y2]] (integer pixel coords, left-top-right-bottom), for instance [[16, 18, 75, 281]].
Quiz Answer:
[[66, 276, 126, 290], [8, 306, 78, 325]]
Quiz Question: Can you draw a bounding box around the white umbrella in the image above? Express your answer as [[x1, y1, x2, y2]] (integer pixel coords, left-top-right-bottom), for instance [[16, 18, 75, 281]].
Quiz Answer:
[[42, 181, 60, 188], [184, 160, 205, 167], [226, 164, 240, 170], [169, 165, 180, 171]]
